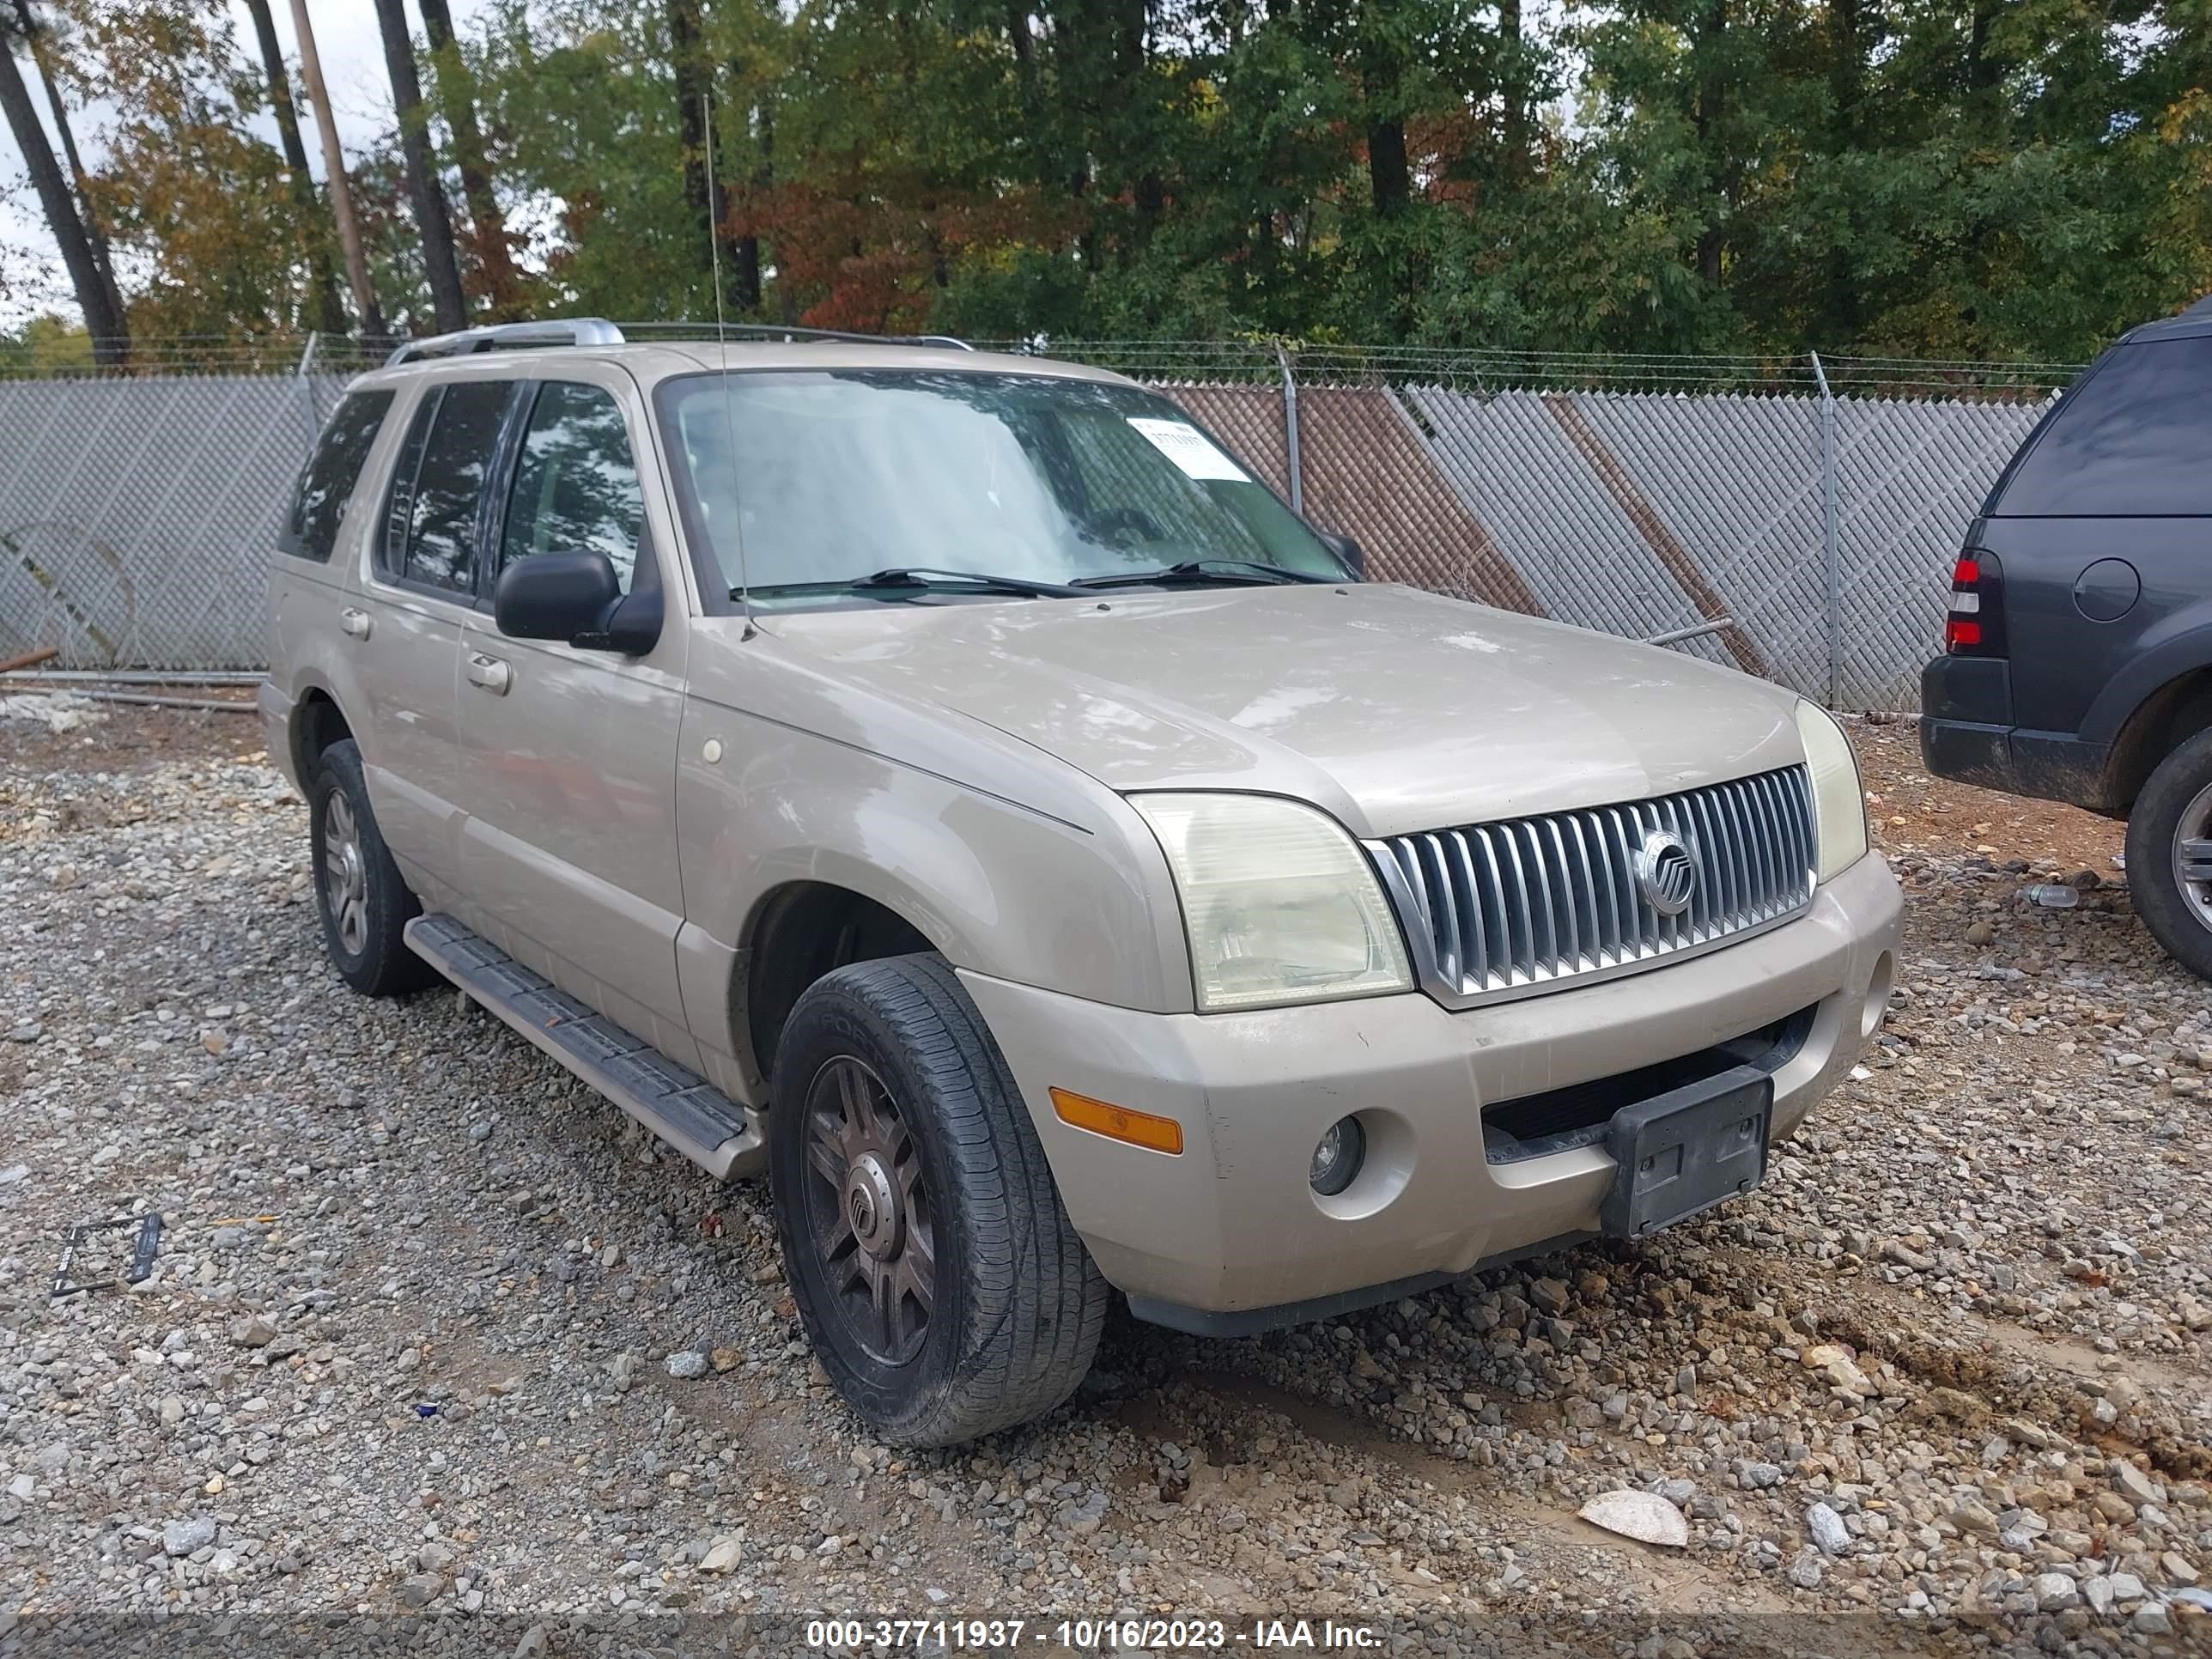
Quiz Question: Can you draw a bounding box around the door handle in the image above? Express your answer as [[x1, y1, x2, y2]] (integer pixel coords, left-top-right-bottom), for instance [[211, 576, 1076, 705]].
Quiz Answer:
[[339, 608, 372, 640], [465, 653, 512, 695]]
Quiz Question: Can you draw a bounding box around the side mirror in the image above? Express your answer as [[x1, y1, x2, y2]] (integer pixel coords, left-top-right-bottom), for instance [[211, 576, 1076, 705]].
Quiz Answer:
[[494, 551, 660, 654], [1318, 531, 1364, 580]]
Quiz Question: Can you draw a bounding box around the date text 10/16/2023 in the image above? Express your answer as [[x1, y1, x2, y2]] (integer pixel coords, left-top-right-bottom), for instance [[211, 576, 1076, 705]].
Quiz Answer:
[[803, 1618, 1385, 1650]]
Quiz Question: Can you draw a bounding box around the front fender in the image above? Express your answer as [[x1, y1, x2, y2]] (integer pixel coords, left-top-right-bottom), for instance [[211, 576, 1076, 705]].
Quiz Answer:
[[672, 698, 1192, 1019]]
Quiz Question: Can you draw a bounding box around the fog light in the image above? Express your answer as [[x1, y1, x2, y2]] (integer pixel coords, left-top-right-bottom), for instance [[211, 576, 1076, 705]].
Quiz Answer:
[[1310, 1115, 1365, 1195]]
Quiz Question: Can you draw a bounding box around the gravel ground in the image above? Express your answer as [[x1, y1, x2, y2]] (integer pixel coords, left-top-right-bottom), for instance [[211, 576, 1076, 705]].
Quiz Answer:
[[2, 702, 2209, 1656]]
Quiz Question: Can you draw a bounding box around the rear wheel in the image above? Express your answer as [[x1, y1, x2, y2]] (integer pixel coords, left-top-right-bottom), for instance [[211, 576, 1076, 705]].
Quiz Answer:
[[769, 954, 1107, 1446], [309, 738, 433, 997], [2125, 729, 2212, 980]]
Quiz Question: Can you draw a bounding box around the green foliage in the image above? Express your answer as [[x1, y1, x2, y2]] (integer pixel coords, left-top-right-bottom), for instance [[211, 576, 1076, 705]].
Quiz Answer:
[[473, 0, 713, 321], [0, 311, 94, 369], [15, 0, 2211, 358]]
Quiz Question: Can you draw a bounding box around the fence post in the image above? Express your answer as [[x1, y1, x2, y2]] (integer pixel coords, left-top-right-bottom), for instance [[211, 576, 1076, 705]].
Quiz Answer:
[[1809, 351, 1841, 708], [294, 330, 325, 445], [1275, 340, 1304, 515]]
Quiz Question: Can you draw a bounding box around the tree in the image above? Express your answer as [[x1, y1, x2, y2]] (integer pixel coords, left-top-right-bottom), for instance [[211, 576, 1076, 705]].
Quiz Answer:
[[240, 0, 348, 334], [472, 1, 708, 321], [288, 0, 386, 339], [0, 310, 93, 370], [17, 0, 2203, 360], [0, 7, 125, 361], [418, 0, 523, 314], [9, 1, 119, 325], [70, 0, 343, 340], [665, 0, 733, 314], [371, 0, 468, 331]]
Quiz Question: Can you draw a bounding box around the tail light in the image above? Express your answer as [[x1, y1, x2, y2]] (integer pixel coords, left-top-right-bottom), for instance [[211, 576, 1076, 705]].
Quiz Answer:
[[1944, 551, 2003, 656]]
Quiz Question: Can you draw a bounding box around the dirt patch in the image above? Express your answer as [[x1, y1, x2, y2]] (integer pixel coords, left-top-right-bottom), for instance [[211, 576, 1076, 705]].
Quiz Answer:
[[0, 686, 261, 778], [1854, 713, 2124, 876]]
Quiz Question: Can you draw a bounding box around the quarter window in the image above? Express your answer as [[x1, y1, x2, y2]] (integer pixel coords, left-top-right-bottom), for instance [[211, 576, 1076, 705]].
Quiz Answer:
[[500, 382, 646, 592], [282, 390, 393, 562], [381, 380, 516, 595]]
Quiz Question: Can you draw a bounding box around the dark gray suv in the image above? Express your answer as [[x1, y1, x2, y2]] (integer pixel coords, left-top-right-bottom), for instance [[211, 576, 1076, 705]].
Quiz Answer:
[[1921, 295, 2212, 973]]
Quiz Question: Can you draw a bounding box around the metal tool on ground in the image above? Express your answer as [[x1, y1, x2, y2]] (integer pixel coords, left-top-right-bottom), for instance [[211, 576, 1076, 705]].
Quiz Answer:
[[52, 1214, 161, 1298]]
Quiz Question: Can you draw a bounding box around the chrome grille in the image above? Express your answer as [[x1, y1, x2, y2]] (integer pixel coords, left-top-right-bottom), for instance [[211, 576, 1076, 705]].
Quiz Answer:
[[1369, 765, 1817, 1007]]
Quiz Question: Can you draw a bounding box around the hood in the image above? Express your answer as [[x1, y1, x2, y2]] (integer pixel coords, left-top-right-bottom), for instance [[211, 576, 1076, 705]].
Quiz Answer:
[[759, 584, 1806, 839]]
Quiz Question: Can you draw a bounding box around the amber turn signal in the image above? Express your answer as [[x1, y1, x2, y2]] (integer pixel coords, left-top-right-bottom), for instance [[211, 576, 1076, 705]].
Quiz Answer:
[[1048, 1087, 1184, 1155]]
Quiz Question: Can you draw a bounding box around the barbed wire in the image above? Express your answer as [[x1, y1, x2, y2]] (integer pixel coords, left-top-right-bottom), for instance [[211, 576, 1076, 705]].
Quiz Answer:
[[0, 332, 399, 380], [0, 326, 2087, 398]]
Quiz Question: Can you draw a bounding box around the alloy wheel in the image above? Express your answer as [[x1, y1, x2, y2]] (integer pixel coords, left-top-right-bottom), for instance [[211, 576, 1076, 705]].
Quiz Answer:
[[2172, 781, 2212, 936], [319, 790, 370, 956], [800, 1056, 937, 1364]]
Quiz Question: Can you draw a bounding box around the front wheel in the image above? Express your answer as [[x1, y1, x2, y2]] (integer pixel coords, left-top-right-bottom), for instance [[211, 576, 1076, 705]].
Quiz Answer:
[[769, 954, 1108, 1446], [2125, 728, 2212, 981]]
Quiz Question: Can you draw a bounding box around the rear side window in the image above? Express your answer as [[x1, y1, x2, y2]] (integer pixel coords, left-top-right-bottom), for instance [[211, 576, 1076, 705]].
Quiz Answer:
[[499, 382, 646, 592], [1994, 337, 2212, 517], [282, 390, 393, 562], [380, 380, 517, 595]]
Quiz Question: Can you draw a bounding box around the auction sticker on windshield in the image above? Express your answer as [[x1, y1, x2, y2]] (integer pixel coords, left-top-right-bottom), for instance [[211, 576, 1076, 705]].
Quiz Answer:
[[1126, 416, 1250, 481]]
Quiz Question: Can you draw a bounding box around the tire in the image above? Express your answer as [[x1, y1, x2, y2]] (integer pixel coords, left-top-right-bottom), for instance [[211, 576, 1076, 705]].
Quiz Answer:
[[308, 738, 434, 998], [2125, 727, 2212, 981], [769, 953, 1108, 1446]]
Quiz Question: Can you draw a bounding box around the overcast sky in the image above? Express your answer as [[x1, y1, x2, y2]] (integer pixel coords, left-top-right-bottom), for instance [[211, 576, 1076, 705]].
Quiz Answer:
[[0, 0, 494, 329]]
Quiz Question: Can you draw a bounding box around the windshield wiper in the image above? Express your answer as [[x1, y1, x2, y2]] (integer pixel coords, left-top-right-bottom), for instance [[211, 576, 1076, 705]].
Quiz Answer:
[[858, 567, 1089, 598], [739, 567, 1087, 601], [1071, 559, 1335, 591]]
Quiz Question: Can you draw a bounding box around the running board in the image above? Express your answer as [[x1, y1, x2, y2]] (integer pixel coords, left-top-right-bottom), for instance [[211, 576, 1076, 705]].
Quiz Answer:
[[404, 914, 763, 1180]]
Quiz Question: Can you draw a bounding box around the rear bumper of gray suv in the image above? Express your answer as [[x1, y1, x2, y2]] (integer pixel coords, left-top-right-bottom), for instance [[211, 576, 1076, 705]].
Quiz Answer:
[[962, 851, 1902, 1331], [1920, 654, 2114, 811]]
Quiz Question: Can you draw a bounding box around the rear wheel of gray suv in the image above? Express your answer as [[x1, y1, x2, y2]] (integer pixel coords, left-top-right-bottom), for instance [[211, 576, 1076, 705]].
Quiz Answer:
[[769, 954, 1108, 1446], [2125, 729, 2212, 981], [309, 738, 434, 998]]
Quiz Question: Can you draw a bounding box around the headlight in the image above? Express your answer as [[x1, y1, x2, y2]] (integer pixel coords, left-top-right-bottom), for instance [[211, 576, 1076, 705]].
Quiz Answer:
[[1130, 793, 1413, 1012], [1795, 701, 1868, 883]]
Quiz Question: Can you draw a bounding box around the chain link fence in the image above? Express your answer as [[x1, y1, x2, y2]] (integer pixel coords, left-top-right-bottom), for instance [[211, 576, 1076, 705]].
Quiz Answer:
[[0, 332, 2075, 703]]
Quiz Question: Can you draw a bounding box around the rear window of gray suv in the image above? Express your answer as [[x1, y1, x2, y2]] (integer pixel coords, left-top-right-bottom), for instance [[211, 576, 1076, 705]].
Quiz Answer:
[[1994, 336, 2212, 518]]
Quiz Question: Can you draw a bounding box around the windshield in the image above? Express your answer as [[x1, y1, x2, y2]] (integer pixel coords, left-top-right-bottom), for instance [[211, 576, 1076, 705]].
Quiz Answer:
[[653, 369, 1348, 604]]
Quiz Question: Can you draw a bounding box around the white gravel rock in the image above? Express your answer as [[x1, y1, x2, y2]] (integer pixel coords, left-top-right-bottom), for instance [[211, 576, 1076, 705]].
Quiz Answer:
[[1577, 1489, 1688, 1548], [2033, 1571, 2081, 1611], [1805, 1502, 1850, 1555], [2112, 1457, 2163, 1507], [162, 1517, 216, 1558], [701, 1535, 744, 1573]]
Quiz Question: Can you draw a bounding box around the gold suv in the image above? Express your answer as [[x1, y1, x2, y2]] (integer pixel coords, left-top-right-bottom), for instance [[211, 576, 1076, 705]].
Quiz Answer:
[[262, 319, 1902, 1445]]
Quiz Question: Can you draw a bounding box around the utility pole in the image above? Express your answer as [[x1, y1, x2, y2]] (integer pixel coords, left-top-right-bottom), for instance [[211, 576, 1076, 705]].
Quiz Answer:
[[286, 0, 386, 342]]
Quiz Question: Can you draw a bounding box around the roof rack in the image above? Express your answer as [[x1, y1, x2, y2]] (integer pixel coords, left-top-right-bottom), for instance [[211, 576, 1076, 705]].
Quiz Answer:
[[386, 319, 625, 367], [383, 318, 976, 368], [618, 321, 974, 351]]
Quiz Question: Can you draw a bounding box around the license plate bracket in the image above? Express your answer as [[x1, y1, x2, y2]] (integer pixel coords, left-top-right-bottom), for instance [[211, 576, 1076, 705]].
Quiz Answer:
[[1600, 1065, 1771, 1238]]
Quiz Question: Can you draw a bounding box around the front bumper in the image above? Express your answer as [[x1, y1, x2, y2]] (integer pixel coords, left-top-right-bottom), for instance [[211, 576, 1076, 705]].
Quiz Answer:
[[962, 852, 1902, 1329]]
